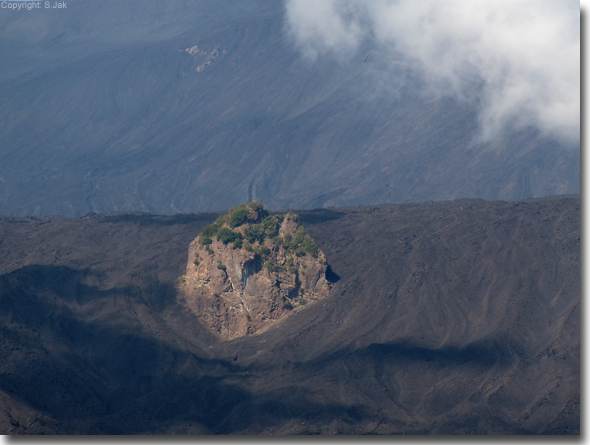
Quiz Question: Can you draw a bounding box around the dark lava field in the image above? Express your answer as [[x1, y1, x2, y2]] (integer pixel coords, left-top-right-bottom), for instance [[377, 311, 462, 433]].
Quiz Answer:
[[0, 196, 579, 434]]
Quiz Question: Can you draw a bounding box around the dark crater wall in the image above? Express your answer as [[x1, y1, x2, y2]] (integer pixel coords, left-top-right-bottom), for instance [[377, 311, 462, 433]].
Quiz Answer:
[[0, 197, 580, 434]]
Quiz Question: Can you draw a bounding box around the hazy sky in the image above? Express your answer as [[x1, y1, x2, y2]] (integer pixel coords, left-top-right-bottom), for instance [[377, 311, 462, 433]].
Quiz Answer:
[[285, 0, 580, 144]]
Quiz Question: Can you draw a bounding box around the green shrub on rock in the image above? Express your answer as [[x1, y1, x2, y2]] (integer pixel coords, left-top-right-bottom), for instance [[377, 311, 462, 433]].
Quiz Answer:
[[302, 235, 319, 257], [215, 214, 228, 225], [199, 223, 220, 245], [229, 205, 249, 228], [244, 224, 264, 244], [194, 202, 326, 282], [285, 212, 299, 223], [266, 260, 278, 273], [263, 216, 280, 237], [247, 201, 265, 214], [216, 227, 242, 245]]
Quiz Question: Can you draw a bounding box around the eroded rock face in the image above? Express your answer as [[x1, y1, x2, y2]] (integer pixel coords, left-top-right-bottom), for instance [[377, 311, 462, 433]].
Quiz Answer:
[[179, 204, 330, 339]]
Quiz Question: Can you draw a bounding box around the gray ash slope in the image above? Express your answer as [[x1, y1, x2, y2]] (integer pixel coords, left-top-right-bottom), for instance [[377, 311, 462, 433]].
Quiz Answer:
[[0, 0, 580, 217], [0, 196, 579, 434]]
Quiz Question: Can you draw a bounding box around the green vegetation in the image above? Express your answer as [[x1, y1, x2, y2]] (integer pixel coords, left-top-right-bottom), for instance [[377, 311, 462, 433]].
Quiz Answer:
[[228, 201, 269, 227], [247, 201, 265, 214], [215, 214, 228, 225], [216, 227, 243, 246], [199, 223, 220, 246], [228, 205, 249, 227], [199, 201, 266, 245], [232, 238, 243, 249], [266, 260, 277, 273], [262, 217, 280, 237], [285, 212, 299, 223], [217, 260, 226, 271], [287, 257, 296, 273], [266, 259, 285, 273], [244, 224, 264, 244], [196, 201, 324, 274]]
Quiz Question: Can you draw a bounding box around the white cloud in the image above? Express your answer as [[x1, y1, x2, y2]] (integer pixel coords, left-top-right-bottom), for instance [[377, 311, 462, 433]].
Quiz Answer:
[[285, 0, 580, 143], [284, 0, 366, 59]]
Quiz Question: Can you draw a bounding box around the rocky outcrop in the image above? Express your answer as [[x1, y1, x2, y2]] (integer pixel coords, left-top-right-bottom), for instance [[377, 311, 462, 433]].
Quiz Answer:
[[179, 202, 330, 339], [184, 43, 227, 72], [185, 45, 200, 56]]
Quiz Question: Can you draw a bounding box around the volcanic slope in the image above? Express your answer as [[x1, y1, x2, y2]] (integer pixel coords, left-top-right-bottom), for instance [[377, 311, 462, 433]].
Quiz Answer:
[[0, 0, 580, 216], [0, 196, 579, 434]]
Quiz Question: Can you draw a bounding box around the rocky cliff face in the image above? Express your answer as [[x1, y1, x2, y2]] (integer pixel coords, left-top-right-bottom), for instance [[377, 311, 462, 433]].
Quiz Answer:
[[179, 202, 330, 339]]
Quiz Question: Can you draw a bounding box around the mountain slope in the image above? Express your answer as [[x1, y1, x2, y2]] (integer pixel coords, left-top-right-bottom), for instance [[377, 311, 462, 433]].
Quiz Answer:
[[0, 0, 580, 217], [0, 196, 579, 434]]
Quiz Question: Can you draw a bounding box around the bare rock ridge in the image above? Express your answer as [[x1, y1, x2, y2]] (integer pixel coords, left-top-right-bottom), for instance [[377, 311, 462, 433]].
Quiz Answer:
[[179, 202, 330, 339]]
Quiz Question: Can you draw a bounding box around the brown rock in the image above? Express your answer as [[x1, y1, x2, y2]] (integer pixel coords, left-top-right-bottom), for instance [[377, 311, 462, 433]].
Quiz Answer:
[[179, 214, 330, 339]]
